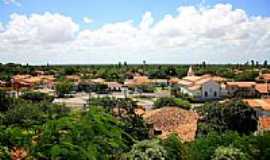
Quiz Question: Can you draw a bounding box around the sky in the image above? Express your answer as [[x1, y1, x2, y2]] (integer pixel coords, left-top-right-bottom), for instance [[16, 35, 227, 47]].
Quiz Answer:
[[0, 0, 269, 65]]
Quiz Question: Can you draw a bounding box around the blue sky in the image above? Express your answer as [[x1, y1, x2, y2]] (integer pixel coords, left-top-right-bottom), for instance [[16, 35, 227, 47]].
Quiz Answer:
[[0, 0, 270, 64], [1, 0, 269, 29]]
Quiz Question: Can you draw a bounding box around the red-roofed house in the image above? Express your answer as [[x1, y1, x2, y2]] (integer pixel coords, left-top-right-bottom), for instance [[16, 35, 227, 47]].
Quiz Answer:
[[244, 99, 270, 132], [256, 83, 270, 98], [11, 75, 55, 90], [259, 116, 270, 132], [256, 72, 270, 82], [226, 82, 257, 98]]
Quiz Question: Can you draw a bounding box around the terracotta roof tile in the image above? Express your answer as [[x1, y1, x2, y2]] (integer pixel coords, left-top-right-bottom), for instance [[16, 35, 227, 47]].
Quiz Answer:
[[260, 74, 270, 81], [259, 116, 270, 130], [226, 82, 256, 88], [256, 83, 270, 94], [143, 107, 198, 142], [169, 77, 180, 84], [244, 99, 270, 111]]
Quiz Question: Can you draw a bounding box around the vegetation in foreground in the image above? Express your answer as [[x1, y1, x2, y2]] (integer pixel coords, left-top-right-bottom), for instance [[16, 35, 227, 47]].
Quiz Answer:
[[0, 63, 270, 159], [0, 89, 270, 159]]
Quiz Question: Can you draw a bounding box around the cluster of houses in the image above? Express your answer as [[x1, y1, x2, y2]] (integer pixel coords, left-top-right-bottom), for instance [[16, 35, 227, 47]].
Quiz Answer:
[[0, 66, 268, 100], [168, 66, 270, 132], [2, 66, 268, 100], [11, 74, 55, 90], [0, 66, 270, 132], [169, 66, 270, 101]]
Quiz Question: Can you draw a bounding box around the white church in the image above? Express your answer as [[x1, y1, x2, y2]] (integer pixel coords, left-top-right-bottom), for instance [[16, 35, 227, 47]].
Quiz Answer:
[[175, 66, 227, 101]]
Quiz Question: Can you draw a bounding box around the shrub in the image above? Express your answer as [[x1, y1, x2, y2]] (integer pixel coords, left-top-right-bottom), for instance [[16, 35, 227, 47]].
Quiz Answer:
[[212, 146, 249, 160], [56, 81, 73, 97], [154, 97, 191, 110], [136, 85, 155, 93], [20, 91, 54, 102], [161, 134, 188, 160], [126, 139, 167, 160]]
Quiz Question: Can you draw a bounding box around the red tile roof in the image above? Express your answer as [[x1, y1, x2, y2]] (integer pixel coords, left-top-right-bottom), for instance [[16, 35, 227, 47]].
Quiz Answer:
[[244, 99, 270, 111], [169, 77, 180, 84], [256, 83, 270, 94], [143, 107, 198, 142], [226, 82, 256, 88], [258, 74, 270, 81], [259, 116, 270, 130]]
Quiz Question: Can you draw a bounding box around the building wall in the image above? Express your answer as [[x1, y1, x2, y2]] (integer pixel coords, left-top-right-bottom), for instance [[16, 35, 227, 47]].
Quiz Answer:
[[221, 87, 228, 97], [178, 81, 221, 100], [227, 86, 256, 97], [201, 81, 221, 99], [179, 86, 199, 97]]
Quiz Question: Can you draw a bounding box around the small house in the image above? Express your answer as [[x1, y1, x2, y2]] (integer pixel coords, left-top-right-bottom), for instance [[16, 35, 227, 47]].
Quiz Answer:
[[244, 99, 270, 132], [226, 82, 257, 98]]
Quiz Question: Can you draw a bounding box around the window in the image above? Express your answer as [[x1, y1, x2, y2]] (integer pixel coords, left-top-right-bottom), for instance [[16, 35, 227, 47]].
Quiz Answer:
[[204, 91, 208, 97], [214, 91, 217, 97]]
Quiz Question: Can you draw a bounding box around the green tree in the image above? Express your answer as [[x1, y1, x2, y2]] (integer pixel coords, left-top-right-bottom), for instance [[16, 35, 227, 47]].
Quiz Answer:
[[196, 100, 257, 135], [154, 97, 191, 110], [0, 146, 9, 159], [64, 67, 77, 75], [20, 91, 54, 102], [32, 107, 129, 160], [212, 146, 249, 160], [56, 81, 73, 97], [1, 100, 70, 128], [263, 60, 268, 67], [89, 97, 149, 141], [161, 134, 188, 160], [0, 89, 13, 112], [127, 139, 167, 160]]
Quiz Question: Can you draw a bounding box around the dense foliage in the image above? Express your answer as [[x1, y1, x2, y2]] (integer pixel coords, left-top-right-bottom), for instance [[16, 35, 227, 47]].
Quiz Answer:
[[0, 62, 269, 82], [211, 146, 248, 160], [78, 81, 108, 93], [56, 81, 73, 97], [196, 100, 258, 136], [89, 97, 149, 141], [154, 97, 191, 110], [188, 131, 270, 160], [20, 91, 54, 102], [32, 107, 130, 160], [126, 139, 167, 160]]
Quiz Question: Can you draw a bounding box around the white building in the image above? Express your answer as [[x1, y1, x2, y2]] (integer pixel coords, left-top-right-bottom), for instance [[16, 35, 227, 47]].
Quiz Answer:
[[174, 66, 226, 101]]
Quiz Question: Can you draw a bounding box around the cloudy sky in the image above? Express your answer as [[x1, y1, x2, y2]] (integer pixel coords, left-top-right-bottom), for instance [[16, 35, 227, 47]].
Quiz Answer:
[[0, 0, 269, 65]]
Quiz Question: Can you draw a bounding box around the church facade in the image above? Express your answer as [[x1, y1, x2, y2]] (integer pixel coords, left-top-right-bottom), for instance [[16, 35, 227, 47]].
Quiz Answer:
[[174, 66, 227, 101]]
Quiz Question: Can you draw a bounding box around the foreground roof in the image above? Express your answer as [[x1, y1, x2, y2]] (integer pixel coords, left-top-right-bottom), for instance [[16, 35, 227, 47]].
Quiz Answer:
[[143, 107, 198, 142], [244, 99, 270, 111]]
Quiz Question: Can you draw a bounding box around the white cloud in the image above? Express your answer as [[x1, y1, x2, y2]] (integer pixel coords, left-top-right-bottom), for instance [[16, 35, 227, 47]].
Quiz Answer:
[[83, 17, 93, 24], [1, 12, 79, 44], [0, 3, 270, 64], [3, 0, 21, 6], [139, 11, 154, 30]]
